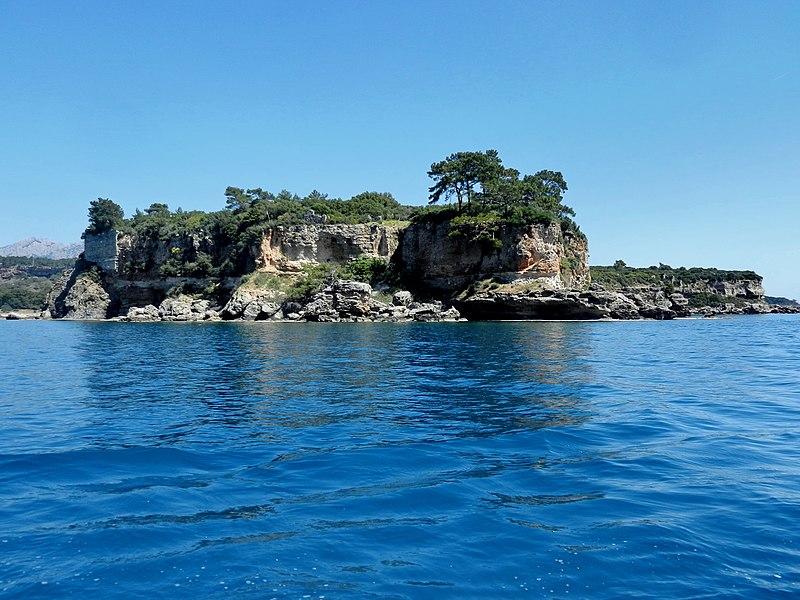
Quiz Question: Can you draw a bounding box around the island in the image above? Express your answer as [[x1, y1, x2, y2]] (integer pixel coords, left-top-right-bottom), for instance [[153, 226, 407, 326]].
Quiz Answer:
[[37, 151, 797, 322]]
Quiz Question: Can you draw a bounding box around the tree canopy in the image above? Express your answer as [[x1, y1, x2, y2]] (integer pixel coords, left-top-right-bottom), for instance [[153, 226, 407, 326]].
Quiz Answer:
[[427, 150, 575, 222], [83, 198, 125, 237], [428, 150, 504, 211], [422, 150, 582, 246]]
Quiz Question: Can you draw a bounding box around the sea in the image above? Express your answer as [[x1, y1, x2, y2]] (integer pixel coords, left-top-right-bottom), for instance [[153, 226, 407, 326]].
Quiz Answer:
[[1, 316, 798, 599]]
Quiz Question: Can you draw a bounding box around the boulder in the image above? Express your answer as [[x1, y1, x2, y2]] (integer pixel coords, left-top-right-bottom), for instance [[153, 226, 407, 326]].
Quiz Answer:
[[223, 288, 281, 320], [392, 290, 413, 306], [301, 280, 460, 323], [127, 305, 160, 322], [159, 296, 211, 321]]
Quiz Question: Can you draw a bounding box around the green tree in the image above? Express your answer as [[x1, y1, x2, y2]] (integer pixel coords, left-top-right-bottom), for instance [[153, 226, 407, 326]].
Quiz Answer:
[[224, 187, 252, 213], [145, 202, 170, 216], [519, 170, 573, 218], [84, 198, 124, 237], [428, 150, 504, 212]]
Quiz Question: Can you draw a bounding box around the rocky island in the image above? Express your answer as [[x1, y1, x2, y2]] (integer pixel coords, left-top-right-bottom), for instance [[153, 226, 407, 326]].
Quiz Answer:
[[37, 151, 795, 322]]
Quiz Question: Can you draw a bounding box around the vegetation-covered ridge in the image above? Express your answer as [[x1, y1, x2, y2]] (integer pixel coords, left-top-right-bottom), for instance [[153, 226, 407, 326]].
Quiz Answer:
[[81, 150, 582, 278], [0, 256, 74, 311], [591, 262, 764, 309], [591, 262, 761, 288]]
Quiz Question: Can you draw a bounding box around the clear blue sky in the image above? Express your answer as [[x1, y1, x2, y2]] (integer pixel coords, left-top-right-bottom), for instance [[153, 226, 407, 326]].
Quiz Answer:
[[1, 1, 798, 298]]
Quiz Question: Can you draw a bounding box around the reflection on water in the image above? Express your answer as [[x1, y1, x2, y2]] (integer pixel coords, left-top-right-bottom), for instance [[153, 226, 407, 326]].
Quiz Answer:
[[73, 321, 595, 449]]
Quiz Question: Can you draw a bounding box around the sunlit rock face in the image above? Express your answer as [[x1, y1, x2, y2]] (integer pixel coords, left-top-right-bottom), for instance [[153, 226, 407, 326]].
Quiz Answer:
[[254, 224, 402, 272], [398, 221, 589, 293]]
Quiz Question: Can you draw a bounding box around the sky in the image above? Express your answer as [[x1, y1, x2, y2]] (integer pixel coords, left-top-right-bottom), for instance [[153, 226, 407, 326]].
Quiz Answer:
[[1, 1, 798, 298]]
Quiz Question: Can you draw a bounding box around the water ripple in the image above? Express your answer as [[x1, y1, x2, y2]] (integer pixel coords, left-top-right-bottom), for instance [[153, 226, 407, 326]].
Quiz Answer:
[[0, 318, 799, 598]]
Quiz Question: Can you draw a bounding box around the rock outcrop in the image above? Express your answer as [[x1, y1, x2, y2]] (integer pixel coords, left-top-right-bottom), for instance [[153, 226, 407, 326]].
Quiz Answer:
[[42, 261, 111, 320], [398, 221, 588, 293], [255, 224, 402, 272], [301, 281, 460, 323], [222, 288, 283, 321], [455, 287, 689, 320]]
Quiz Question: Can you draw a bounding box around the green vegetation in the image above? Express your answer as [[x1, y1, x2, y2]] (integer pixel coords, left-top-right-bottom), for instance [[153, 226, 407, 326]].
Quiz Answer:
[[0, 257, 73, 311], [83, 198, 125, 237], [590, 263, 761, 289], [0, 256, 74, 270], [765, 296, 799, 306], [343, 255, 390, 285], [287, 257, 393, 300], [233, 257, 394, 303], [0, 285, 48, 311], [686, 293, 748, 309], [422, 150, 583, 244], [87, 189, 413, 278]]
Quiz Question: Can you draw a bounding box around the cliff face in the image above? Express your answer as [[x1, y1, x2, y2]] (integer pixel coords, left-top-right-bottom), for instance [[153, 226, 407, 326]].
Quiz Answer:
[[48, 224, 406, 319], [46, 217, 772, 321], [255, 224, 402, 272], [398, 221, 589, 293], [49, 219, 590, 320], [683, 279, 764, 299], [42, 262, 111, 320]]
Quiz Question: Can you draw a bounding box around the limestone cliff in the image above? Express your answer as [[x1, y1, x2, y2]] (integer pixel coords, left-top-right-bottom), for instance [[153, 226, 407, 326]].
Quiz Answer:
[[50, 218, 592, 321], [48, 223, 406, 320], [46, 217, 776, 321], [255, 223, 402, 272], [398, 221, 589, 293]]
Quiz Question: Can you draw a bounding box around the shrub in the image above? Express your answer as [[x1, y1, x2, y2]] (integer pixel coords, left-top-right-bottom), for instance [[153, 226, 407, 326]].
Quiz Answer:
[[343, 255, 389, 285]]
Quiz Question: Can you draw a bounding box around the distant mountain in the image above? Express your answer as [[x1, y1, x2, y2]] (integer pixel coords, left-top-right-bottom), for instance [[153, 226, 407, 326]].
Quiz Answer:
[[0, 238, 82, 259]]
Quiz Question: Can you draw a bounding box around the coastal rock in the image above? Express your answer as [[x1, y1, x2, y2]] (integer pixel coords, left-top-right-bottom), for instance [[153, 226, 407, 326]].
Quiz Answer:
[[126, 304, 160, 322], [399, 221, 588, 293], [158, 296, 212, 321], [43, 263, 111, 320], [222, 288, 281, 320], [669, 293, 691, 317], [55, 222, 778, 323], [408, 301, 461, 322], [254, 224, 402, 272], [392, 290, 413, 306], [455, 288, 681, 320], [302, 280, 460, 323], [303, 280, 372, 321]]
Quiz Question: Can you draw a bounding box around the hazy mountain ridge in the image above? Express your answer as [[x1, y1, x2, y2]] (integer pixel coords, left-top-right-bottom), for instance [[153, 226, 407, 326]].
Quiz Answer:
[[0, 238, 82, 259]]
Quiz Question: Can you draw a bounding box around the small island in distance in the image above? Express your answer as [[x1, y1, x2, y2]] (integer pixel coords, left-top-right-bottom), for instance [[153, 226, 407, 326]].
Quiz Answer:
[[4, 150, 799, 321]]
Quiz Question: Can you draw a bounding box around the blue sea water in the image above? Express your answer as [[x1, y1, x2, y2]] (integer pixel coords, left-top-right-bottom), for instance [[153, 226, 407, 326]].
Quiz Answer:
[[1, 317, 799, 599]]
